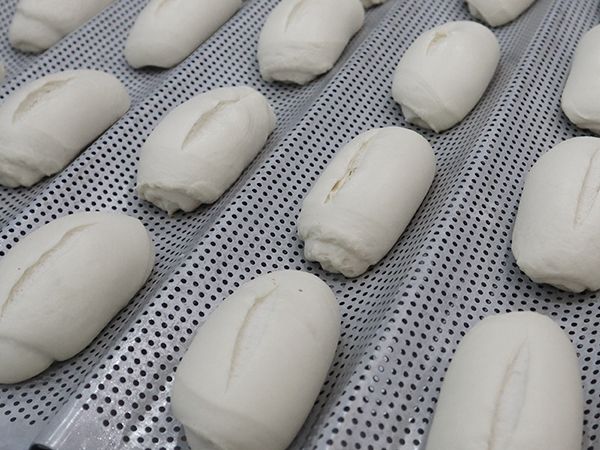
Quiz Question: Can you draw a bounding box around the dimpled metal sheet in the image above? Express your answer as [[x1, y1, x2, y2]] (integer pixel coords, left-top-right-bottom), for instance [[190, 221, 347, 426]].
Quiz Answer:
[[0, 0, 599, 449]]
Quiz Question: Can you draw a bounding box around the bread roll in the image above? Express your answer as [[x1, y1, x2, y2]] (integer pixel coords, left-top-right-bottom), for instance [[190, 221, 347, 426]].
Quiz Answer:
[[298, 127, 435, 277], [392, 21, 500, 133], [257, 0, 364, 85], [0, 70, 130, 188], [425, 311, 583, 450], [0, 212, 155, 384], [9, 0, 114, 53], [171, 270, 340, 450], [125, 0, 242, 69], [562, 25, 600, 134], [136, 86, 276, 214], [465, 0, 537, 27], [512, 137, 600, 292]]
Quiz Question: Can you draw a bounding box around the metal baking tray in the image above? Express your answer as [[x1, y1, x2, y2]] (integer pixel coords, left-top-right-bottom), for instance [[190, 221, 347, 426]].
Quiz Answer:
[[1, 0, 598, 449]]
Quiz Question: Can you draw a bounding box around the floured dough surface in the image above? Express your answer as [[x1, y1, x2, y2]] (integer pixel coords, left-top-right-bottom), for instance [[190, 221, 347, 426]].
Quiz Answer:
[[125, 0, 242, 68], [562, 24, 600, 134], [392, 21, 500, 132], [9, 0, 114, 53], [425, 311, 583, 450], [136, 86, 276, 214], [512, 137, 600, 292], [465, 0, 537, 27], [298, 127, 436, 277], [257, 0, 365, 85], [0, 212, 155, 384], [0, 70, 130, 187], [171, 270, 340, 450]]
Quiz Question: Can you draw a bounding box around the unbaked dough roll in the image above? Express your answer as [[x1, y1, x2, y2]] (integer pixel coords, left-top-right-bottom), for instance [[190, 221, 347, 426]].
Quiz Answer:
[[0, 70, 130, 188], [562, 25, 600, 134], [298, 127, 436, 277], [9, 0, 114, 53], [512, 137, 600, 292], [257, 0, 364, 85], [465, 0, 537, 27], [425, 311, 583, 450], [171, 270, 340, 450], [392, 21, 500, 133], [125, 0, 242, 69], [136, 86, 276, 214], [0, 212, 155, 384]]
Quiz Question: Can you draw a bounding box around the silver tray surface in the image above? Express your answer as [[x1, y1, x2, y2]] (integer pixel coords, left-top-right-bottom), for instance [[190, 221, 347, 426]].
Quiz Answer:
[[0, 0, 598, 449]]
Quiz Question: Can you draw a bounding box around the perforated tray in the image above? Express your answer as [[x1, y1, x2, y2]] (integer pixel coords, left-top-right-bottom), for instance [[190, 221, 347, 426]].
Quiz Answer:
[[0, 0, 598, 449]]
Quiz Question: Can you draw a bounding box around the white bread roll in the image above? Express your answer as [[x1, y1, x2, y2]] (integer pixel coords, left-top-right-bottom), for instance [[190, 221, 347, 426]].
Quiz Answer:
[[0, 70, 130, 188], [136, 86, 276, 214], [512, 137, 600, 292], [392, 21, 500, 133], [465, 0, 537, 27], [125, 0, 242, 69], [0, 212, 155, 384], [257, 0, 364, 85], [562, 25, 600, 134], [361, 0, 387, 8], [425, 311, 583, 450], [171, 270, 340, 450], [9, 0, 114, 53], [298, 127, 435, 277]]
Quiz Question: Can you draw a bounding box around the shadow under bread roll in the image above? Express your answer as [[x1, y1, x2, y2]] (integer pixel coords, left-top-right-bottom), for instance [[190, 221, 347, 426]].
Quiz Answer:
[[425, 311, 582, 450], [361, 0, 387, 7], [171, 270, 340, 450], [0, 212, 155, 384]]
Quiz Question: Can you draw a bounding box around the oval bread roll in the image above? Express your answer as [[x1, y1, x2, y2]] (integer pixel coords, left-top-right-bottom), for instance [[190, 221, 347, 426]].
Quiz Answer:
[[125, 0, 242, 69], [425, 311, 583, 450], [298, 127, 436, 277], [392, 21, 500, 133], [0, 212, 155, 384], [0, 70, 130, 188], [136, 86, 276, 214], [9, 0, 114, 53], [512, 137, 600, 292], [562, 25, 600, 134], [257, 0, 365, 85], [171, 270, 340, 450], [465, 0, 537, 27]]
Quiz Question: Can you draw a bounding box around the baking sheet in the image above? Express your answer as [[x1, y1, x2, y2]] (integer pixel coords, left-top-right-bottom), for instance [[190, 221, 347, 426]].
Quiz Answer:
[[0, 0, 598, 449]]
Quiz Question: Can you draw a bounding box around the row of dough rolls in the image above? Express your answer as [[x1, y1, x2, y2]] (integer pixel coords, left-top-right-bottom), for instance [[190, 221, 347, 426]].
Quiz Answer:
[[512, 22, 600, 291], [0, 217, 584, 450], [4, 0, 538, 81], [171, 281, 584, 450], [6, 0, 386, 74]]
